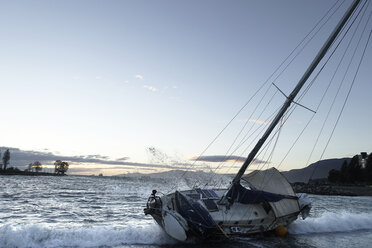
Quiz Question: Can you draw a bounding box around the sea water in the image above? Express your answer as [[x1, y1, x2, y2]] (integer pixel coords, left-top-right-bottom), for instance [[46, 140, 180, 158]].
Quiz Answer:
[[1, 175, 372, 248]]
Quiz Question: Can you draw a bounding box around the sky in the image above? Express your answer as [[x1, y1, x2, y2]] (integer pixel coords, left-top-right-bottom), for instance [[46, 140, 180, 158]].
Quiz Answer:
[[0, 0, 371, 176]]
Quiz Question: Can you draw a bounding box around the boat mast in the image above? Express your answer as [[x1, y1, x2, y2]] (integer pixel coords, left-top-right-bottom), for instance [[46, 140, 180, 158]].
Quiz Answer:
[[231, 0, 361, 185]]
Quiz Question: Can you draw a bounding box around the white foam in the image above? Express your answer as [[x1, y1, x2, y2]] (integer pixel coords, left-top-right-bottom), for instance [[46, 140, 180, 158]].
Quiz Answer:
[[288, 212, 372, 235], [0, 223, 176, 248]]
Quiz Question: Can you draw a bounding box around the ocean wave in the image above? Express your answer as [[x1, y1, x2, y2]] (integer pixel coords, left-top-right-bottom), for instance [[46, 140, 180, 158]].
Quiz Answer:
[[0, 223, 176, 248], [288, 212, 372, 235]]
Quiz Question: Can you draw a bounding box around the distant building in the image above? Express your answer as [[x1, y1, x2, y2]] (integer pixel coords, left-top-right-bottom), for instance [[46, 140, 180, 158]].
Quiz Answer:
[[358, 152, 368, 168], [0, 150, 2, 170]]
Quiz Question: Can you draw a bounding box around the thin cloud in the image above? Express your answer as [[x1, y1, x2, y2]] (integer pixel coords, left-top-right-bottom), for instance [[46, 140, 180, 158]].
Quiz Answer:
[[69, 166, 157, 174], [189, 155, 245, 163], [249, 119, 268, 125], [0, 146, 198, 171], [116, 157, 130, 161], [143, 85, 157, 92], [85, 154, 110, 160], [135, 74, 144, 80]]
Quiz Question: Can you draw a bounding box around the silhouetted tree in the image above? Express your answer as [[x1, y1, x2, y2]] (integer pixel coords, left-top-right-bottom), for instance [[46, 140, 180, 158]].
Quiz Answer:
[[328, 169, 341, 182], [348, 155, 362, 183], [33, 161, 42, 172], [54, 160, 69, 175], [328, 154, 371, 184], [340, 160, 349, 183], [366, 153, 372, 182], [2, 149, 10, 170]]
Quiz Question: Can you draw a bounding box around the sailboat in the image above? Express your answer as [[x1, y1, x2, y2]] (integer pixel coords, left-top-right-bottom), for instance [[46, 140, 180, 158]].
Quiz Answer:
[[144, 0, 365, 241]]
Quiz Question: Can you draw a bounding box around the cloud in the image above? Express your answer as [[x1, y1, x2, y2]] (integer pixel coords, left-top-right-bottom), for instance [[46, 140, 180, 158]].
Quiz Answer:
[[0, 147, 126, 167], [116, 157, 130, 161], [189, 155, 246, 163], [135, 74, 144, 80], [0, 146, 200, 172], [83, 154, 108, 159], [68, 166, 157, 174], [189, 155, 267, 164], [143, 85, 157, 92], [249, 119, 268, 125], [344, 154, 354, 158]]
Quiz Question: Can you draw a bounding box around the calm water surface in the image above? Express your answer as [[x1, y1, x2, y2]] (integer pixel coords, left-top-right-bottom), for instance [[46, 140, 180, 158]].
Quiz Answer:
[[1, 175, 372, 248]]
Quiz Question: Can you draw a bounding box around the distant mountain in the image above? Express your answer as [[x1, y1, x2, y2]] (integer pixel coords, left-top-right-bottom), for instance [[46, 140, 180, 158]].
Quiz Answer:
[[118, 169, 197, 178], [117, 158, 351, 184], [282, 158, 351, 183]]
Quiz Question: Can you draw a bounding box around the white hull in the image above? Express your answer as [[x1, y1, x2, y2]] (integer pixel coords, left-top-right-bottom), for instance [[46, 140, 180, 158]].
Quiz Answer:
[[145, 187, 311, 241]]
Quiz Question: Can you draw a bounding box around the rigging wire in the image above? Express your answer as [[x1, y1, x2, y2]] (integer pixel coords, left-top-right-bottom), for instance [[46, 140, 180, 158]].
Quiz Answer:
[[224, 101, 309, 224], [304, 0, 370, 177], [198, 103, 280, 189], [207, 86, 275, 173], [223, 10, 370, 217], [208, 38, 346, 188], [222, 0, 346, 163], [242, 0, 369, 180], [212, 111, 279, 188], [276, 0, 371, 171], [207, 0, 350, 186], [220, 108, 289, 188], [227, 123, 284, 225], [218, 107, 281, 176], [203, 89, 278, 181], [268, 0, 347, 85], [227, 116, 285, 224], [217, 0, 371, 232], [221, 0, 347, 172], [228, 11, 372, 221], [225, 57, 348, 223], [309, 11, 372, 182], [170, 0, 355, 193], [213, 71, 323, 187], [219, 45, 326, 183]]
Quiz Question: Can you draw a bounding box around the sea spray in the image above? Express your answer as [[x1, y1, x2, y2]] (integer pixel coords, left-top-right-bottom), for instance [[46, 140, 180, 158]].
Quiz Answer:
[[0, 223, 176, 248], [2, 175, 372, 248], [288, 212, 372, 234]]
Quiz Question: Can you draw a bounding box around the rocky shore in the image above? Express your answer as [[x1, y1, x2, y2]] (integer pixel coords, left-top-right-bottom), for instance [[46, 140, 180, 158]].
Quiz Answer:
[[292, 181, 372, 196]]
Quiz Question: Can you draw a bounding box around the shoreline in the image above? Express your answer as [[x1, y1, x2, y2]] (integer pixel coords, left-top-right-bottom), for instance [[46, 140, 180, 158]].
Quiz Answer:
[[0, 170, 64, 176], [293, 183, 372, 196]]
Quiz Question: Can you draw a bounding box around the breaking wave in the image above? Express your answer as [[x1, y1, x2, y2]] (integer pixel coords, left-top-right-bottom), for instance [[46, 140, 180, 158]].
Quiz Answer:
[[288, 212, 372, 235], [2, 212, 372, 247], [0, 223, 176, 248]]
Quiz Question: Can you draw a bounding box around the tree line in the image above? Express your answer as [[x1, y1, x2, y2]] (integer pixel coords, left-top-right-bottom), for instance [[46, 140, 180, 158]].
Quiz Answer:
[[0, 149, 69, 175], [328, 153, 372, 184]]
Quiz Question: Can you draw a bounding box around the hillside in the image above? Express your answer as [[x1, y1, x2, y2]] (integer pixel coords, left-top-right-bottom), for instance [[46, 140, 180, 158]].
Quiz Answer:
[[282, 158, 351, 183], [117, 158, 352, 184]]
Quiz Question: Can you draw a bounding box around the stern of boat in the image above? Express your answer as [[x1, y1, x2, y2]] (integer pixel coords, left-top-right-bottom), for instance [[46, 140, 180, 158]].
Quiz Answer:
[[144, 190, 164, 227], [144, 189, 219, 241]]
